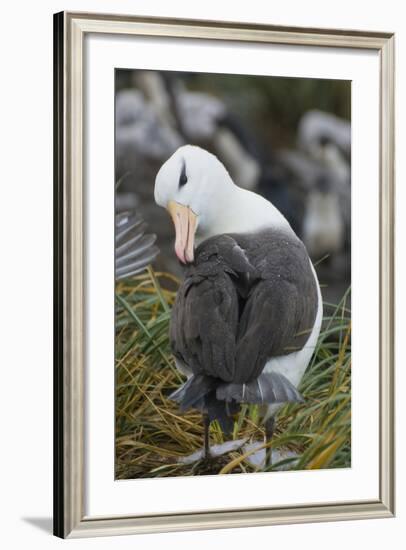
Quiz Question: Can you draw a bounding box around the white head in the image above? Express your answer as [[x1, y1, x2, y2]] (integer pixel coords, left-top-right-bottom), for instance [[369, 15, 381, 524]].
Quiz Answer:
[[155, 145, 292, 263], [154, 145, 235, 263]]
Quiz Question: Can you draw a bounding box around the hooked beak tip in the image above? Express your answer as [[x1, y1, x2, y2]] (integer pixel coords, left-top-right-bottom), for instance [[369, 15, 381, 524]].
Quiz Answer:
[[185, 249, 194, 264], [174, 244, 187, 264]]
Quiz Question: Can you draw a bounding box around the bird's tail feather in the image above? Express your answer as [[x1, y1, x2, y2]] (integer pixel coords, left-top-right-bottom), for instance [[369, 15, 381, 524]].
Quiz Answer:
[[168, 374, 238, 433], [169, 374, 216, 411], [216, 372, 304, 405], [168, 372, 303, 433]]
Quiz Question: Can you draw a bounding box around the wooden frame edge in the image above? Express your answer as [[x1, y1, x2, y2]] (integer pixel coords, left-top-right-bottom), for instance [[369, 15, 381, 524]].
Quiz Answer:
[[379, 33, 395, 516], [53, 10, 65, 539], [64, 501, 392, 538]]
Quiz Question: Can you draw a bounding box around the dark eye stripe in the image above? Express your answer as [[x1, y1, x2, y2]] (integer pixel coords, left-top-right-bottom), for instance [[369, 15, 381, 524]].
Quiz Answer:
[[179, 161, 188, 187]]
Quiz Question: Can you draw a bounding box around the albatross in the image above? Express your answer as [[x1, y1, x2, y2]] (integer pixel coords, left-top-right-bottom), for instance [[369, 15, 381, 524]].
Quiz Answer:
[[154, 145, 323, 466]]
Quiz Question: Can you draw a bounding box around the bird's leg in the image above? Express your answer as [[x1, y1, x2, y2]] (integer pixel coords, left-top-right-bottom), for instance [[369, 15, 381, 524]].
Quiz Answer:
[[203, 413, 211, 460], [265, 416, 275, 469]]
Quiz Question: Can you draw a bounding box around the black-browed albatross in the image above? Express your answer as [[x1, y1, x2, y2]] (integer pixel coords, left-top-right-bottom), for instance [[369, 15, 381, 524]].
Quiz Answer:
[[154, 145, 322, 466]]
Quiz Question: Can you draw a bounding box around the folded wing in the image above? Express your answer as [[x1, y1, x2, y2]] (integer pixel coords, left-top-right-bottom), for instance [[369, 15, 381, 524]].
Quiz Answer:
[[169, 230, 318, 417]]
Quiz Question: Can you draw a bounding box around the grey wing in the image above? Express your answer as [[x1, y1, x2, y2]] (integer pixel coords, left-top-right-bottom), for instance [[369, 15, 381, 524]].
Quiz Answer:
[[170, 272, 239, 383], [115, 211, 159, 280], [233, 274, 318, 384]]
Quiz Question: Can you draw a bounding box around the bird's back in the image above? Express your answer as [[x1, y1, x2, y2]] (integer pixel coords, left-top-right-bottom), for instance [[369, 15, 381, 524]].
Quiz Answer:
[[169, 229, 319, 427]]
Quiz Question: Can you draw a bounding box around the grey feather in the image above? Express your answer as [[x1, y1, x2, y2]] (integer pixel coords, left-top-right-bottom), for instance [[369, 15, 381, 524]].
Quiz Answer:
[[116, 226, 148, 255], [171, 228, 318, 385], [169, 374, 216, 411], [115, 211, 159, 280], [116, 214, 144, 244], [169, 228, 317, 425], [116, 234, 157, 266], [216, 372, 304, 405]]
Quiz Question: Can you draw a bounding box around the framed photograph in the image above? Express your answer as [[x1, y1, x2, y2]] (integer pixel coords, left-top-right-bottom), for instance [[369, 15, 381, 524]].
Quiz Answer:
[[54, 11, 395, 538]]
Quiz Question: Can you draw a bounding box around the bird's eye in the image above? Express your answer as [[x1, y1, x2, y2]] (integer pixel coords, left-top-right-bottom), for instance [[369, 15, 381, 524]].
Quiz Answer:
[[179, 162, 188, 187]]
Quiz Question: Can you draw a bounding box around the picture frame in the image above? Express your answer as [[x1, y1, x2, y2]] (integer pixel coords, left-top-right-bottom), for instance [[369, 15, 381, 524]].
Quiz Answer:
[[53, 11, 395, 538]]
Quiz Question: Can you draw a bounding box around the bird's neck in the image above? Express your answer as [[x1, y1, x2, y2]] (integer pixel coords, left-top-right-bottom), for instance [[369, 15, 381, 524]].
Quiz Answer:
[[196, 186, 293, 245]]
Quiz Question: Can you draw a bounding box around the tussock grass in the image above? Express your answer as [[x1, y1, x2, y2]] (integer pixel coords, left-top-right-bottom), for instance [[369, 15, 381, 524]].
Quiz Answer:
[[115, 268, 351, 478]]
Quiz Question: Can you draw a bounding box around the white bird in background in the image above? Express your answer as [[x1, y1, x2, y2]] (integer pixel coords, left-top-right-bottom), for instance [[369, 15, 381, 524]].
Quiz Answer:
[[155, 145, 322, 466]]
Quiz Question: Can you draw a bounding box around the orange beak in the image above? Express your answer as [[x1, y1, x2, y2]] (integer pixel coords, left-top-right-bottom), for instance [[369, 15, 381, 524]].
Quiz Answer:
[[167, 201, 197, 264]]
